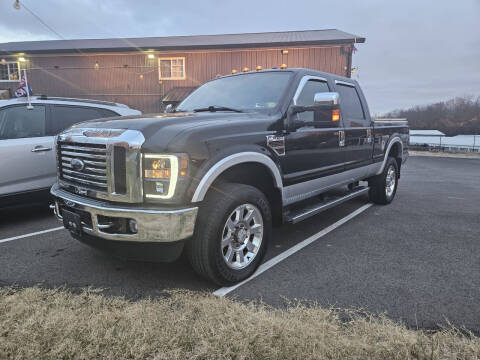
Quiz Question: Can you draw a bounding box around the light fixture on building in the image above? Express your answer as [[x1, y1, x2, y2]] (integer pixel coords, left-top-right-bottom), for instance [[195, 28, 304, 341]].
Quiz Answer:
[[242, 67, 249, 72], [147, 54, 155, 59], [256, 65, 262, 71], [280, 64, 287, 69], [281, 49, 289, 55], [0, 59, 6, 65], [13, 0, 20, 10], [94, 61, 99, 70], [139, 74, 144, 80], [231, 69, 237, 74], [18, 57, 26, 62]]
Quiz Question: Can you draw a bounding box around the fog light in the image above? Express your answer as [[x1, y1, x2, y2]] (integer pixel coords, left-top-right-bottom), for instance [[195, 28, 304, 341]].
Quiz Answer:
[[128, 219, 138, 233]]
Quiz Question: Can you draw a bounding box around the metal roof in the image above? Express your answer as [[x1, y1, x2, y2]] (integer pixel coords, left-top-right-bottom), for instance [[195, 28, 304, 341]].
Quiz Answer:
[[410, 130, 445, 136], [0, 29, 365, 55], [409, 135, 479, 148]]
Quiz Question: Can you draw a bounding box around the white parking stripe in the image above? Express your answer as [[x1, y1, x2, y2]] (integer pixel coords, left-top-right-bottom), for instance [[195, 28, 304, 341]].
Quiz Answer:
[[0, 226, 65, 244], [214, 203, 373, 297]]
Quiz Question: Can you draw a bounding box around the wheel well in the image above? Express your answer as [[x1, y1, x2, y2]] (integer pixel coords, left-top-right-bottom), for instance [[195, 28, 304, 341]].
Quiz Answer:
[[211, 162, 283, 225], [388, 141, 402, 177]]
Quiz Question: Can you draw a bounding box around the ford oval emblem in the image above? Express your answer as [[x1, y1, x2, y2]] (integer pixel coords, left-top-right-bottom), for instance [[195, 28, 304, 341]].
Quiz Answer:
[[71, 158, 85, 171]]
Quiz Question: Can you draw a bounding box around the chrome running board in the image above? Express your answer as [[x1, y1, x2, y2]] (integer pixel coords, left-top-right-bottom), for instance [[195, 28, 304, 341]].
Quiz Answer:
[[284, 186, 370, 224]]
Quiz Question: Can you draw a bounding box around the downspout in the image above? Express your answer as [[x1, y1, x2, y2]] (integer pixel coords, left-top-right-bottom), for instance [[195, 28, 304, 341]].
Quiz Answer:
[[345, 38, 355, 78]]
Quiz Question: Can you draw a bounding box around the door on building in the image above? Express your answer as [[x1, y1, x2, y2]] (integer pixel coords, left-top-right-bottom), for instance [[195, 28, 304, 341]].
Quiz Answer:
[[281, 76, 345, 186], [334, 81, 373, 169]]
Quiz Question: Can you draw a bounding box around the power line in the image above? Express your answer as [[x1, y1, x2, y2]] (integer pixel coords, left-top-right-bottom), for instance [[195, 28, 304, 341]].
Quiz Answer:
[[16, 0, 65, 40]]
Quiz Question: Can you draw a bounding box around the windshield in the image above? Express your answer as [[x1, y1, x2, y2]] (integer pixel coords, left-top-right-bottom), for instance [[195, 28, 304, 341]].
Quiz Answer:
[[177, 71, 293, 112]]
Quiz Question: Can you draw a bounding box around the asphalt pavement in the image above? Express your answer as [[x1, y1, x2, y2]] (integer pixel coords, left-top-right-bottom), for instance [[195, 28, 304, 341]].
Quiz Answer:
[[0, 156, 479, 332]]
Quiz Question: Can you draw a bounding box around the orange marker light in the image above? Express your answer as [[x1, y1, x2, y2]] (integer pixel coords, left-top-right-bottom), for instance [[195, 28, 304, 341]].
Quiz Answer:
[[231, 69, 237, 74], [332, 109, 340, 122], [180, 155, 188, 170], [256, 65, 262, 71], [280, 64, 287, 69], [179, 155, 188, 177], [242, 67, 249, 72]]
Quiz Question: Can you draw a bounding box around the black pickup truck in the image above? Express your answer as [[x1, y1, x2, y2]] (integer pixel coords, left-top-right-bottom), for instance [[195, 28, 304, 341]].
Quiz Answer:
[[51, 68, 408, 285]]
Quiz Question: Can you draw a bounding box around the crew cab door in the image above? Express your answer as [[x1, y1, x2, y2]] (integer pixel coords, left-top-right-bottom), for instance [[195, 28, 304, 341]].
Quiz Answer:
[[0, 104, 55, 196], [334, 81, 373, 169], [281, 76, 345, 185]]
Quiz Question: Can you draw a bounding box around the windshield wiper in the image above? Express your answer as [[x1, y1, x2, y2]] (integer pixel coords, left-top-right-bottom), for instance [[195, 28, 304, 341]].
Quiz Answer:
[[193, 105, 243, 113]]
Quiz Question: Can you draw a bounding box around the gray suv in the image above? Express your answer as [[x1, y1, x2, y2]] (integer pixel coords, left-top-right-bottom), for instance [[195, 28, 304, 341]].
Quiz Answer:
[[0, 96, 140, 207]]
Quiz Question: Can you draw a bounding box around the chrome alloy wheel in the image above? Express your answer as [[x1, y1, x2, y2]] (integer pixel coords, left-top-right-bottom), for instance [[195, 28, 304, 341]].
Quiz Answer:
[[221, 203, 264, 270], [385, 165, 397, 198]]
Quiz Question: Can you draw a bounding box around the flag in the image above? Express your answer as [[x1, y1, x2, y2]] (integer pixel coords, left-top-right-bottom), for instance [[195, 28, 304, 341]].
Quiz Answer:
[[13, 75, 33, 98]]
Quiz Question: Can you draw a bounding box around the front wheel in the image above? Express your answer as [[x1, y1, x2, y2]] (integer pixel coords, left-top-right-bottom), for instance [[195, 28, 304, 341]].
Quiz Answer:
[[185, 182, 271, 285], [369, 157, 399, 204]]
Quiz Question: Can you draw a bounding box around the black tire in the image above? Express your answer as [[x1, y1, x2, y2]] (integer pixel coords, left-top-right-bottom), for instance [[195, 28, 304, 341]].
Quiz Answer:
[[185, 182, 271, 285], [368, 157, 399, 205]]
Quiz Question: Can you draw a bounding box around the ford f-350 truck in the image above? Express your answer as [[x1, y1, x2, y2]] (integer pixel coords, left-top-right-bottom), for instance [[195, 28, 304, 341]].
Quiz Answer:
[[51, 68, 408, 285]]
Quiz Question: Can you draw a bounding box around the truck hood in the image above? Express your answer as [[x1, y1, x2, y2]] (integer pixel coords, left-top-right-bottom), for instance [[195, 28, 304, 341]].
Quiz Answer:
[[73, 111, 263, 133], [69, 111, 279, 153]]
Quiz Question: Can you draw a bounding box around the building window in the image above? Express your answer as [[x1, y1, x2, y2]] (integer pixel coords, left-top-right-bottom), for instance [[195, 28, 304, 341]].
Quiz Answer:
[[0, 62, 20, 81], [159, 57, 185, 80]]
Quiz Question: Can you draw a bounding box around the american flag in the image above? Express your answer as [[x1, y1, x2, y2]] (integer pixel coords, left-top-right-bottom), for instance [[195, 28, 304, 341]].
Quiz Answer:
[[14, 75, 33, 98]]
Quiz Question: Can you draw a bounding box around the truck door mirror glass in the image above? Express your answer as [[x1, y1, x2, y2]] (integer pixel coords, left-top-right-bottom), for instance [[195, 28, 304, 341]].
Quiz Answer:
[[313, 92, 339, 106], [289, 104, 340, 130]]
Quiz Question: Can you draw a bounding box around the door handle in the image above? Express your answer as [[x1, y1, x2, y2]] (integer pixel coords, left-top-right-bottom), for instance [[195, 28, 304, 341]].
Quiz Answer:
[[31, 146, 52, 152], [338, 130, 345, 147]]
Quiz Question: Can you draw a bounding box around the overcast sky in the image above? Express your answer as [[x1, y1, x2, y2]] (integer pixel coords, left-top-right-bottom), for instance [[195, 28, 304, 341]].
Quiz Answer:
[[0, 0, 479, 114]]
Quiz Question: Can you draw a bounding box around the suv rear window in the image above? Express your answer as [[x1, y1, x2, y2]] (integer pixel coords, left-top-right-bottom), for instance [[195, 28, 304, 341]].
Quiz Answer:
[[52, 105, 114, 134]]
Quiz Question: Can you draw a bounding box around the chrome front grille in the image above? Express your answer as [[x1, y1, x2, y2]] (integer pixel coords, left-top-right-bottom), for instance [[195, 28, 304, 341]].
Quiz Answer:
[[56, 128, 145, 203], [58, 142, 108, 192]]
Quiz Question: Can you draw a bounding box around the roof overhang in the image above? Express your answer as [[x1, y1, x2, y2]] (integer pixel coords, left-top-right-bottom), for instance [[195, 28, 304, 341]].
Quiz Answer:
[[0, 29, 365, 56]]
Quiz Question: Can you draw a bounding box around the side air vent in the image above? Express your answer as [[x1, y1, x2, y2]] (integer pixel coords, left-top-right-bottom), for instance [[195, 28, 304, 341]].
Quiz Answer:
[[113, 146, 127, 194]]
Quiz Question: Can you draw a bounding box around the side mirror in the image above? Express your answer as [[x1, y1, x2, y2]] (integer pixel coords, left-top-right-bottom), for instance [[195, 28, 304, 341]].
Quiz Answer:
[[288, 92, 340, 130], [164, 104, 174, 113], [314, 92, 339, 106]]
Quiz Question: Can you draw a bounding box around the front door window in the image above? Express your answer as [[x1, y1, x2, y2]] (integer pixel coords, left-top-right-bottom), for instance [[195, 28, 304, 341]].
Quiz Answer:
[[0, 105, 46, 140]]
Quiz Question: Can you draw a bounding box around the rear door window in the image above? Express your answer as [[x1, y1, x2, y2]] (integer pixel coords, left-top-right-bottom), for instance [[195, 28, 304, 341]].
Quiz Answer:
[[336, 84, 366, 127], [51, 105, 107, 134], [99, 108, 120, 118], [0, 105, 46, 139]]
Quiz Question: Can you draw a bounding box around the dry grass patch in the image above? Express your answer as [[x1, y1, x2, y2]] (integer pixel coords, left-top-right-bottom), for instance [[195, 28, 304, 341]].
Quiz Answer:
[[0, 287, 478, 360]]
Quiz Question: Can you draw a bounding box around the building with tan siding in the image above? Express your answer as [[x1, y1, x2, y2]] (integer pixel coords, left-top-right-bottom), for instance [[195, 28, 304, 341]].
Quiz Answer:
[[0, 29, 365, 113]]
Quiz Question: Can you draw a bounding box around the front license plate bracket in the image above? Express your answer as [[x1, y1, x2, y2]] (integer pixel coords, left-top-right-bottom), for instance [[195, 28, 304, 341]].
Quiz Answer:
[[62, 208, 82, 236]]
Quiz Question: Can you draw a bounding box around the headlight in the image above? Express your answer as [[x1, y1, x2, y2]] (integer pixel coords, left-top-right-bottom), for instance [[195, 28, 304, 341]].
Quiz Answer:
[[143, 154, 188, 199]]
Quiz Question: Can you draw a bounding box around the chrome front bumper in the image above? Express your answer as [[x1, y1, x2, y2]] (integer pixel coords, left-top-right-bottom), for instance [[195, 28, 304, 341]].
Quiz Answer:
[[51, 184, 198, 243]]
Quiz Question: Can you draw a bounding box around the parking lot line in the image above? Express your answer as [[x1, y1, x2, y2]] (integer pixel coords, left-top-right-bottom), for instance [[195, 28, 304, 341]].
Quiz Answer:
[[0, 226, 65, 244], [213, 203, 373, 297]]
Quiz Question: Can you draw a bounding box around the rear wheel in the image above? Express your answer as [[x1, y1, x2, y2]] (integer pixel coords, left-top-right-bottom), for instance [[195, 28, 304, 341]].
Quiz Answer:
[[186, 182, 271, 285], [369, 157, 399, 204]]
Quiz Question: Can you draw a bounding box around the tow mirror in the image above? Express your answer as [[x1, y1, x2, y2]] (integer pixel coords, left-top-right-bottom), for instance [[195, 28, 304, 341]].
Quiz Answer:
[[313, 92, 339, 106], [288, 92, 341, 130]]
